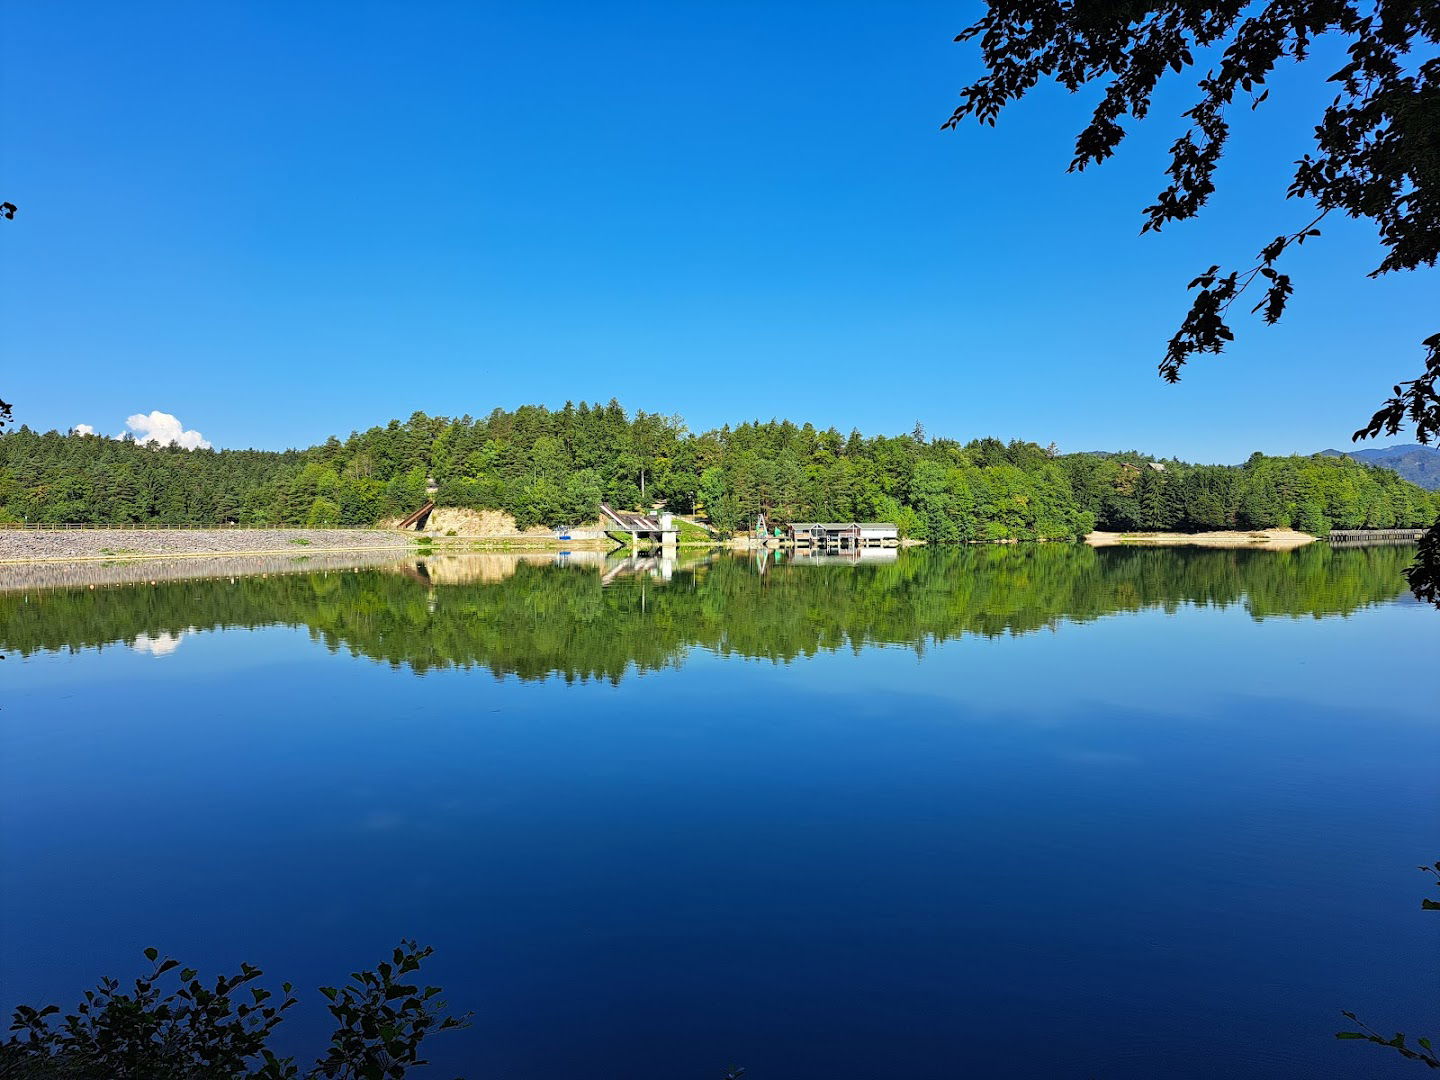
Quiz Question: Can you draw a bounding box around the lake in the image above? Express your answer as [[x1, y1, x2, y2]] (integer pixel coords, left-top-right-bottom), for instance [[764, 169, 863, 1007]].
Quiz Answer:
[[1, 544, 1436, 1078]]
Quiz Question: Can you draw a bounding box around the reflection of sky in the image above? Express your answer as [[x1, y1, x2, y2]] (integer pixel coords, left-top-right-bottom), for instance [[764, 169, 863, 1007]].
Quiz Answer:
[[2, 598, 1438, 1080], [130, 630, 185, 657], [768, 601, 1440, 721]]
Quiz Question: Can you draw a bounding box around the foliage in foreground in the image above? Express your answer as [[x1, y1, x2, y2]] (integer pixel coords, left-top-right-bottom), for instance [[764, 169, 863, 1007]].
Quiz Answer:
[[945, 0, 1438, 420], [0, 940, 468, 1079], [943, 0, 1440, 601], [2, 865, 1433, 1075], [1406, 519, 1440, 604], [1338, 863, 1440, 1070]]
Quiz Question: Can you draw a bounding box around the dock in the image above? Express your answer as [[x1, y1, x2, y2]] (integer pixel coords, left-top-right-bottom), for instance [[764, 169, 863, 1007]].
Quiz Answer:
[[1328, 528, 1426, 546]]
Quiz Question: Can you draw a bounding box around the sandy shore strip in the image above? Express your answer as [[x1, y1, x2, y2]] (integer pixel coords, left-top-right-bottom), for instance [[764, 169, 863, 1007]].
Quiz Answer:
[[1085, 529, 1318, 548], [0, 528, 418, 564]]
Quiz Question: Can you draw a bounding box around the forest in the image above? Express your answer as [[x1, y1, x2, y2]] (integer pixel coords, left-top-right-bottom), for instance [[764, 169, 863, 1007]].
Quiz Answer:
[[2, 403, 1438, 541]]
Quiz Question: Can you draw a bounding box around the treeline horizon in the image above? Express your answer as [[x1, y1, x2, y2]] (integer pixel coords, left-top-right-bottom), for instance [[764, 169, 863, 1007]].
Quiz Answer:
[[2, 402, 1438, 541]]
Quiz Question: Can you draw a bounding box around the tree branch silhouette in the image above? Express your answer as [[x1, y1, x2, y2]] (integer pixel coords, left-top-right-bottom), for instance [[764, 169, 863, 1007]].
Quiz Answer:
[[945, 0, 1440, 602]]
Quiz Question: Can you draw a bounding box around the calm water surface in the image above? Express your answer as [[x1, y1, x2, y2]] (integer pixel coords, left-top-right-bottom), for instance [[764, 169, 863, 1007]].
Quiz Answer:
[[2, 545, 1436, 1078]]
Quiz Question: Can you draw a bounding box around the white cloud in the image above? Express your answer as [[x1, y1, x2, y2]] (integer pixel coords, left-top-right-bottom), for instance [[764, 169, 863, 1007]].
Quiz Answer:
[[132, 630, 185, 657], [123, 411, 211, 450], [74, 423, 96, 436]]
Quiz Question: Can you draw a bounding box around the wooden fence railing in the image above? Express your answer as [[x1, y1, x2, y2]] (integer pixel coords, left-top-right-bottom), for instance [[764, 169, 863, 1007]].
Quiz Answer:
[[1328, 528, 1426, 542]]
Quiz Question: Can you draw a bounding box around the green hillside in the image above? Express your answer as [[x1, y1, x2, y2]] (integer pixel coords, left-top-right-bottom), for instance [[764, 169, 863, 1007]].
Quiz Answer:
[[1319, 444, 1440, 491], [2, 404, 1438, 541]]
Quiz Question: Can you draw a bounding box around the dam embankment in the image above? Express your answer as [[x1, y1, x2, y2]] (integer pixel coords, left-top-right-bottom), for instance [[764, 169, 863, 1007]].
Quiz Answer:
[[0, 528, 417, 564]]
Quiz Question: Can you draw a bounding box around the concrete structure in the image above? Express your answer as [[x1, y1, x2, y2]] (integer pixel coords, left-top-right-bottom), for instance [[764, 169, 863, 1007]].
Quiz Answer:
[[598, 503, 678, 555]]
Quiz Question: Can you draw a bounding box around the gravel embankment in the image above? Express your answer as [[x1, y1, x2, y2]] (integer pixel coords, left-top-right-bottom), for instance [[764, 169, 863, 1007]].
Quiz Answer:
[[0, 548, 414, 593], [0, 529, 417, 563]]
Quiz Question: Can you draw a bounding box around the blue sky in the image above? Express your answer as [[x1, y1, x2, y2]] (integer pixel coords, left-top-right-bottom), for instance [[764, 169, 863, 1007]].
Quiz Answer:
[[2, 2, 1432, 461]]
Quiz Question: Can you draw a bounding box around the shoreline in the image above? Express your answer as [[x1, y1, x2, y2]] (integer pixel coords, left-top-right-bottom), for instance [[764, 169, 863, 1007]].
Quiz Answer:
[[0, 528, 419, 566], [0, 527, 713, 566], [0, 525, 1335, 566], [0, 543, 419, 566]]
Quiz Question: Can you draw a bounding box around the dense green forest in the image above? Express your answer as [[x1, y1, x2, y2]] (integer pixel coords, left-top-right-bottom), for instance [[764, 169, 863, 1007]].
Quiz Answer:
[[0, 545, 1416, 680], [2, 404, 1438, 540]]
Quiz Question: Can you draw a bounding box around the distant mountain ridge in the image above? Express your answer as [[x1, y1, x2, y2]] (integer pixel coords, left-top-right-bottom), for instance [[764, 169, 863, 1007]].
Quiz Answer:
[[1317, 444, 1440, 490]]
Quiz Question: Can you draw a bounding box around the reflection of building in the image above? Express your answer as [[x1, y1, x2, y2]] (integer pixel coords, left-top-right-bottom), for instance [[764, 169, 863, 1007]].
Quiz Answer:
[[787, 546, 898, 565], [600, 554, 676, 585], [385, 550, 708, 589], [786, 523, 898, 549]]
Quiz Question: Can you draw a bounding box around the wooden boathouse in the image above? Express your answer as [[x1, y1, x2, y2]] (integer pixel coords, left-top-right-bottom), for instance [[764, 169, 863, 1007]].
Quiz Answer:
[[786, 522, 899, 549]]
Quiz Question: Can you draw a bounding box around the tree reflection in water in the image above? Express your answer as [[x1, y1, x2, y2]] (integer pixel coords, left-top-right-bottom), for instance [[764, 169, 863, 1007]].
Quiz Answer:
[[0, 544, 1417, 683]]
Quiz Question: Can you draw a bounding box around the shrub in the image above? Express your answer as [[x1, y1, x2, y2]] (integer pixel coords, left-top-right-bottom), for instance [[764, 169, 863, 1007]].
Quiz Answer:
[[1, 940, 468, 1079]]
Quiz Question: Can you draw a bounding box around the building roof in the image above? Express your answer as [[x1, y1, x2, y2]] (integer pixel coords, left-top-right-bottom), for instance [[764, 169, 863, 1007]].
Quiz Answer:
[[787, 522, 897, 531]]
